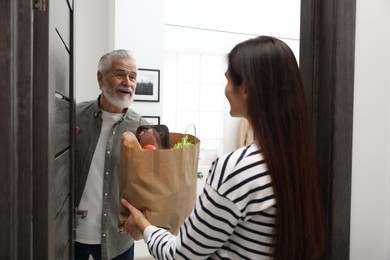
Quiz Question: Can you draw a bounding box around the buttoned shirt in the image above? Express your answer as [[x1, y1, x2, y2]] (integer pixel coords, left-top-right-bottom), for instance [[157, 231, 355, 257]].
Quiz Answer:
[[74, 97, 149, 259]]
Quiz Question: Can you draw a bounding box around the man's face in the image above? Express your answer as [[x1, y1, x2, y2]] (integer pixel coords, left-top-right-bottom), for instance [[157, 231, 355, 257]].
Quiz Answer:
[[98, 58, 137, 112]]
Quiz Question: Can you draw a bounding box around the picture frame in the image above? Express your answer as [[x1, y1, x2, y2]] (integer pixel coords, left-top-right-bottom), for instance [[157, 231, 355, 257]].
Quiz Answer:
[[143, 116, 160, 125], [134, 68, 160, 102]]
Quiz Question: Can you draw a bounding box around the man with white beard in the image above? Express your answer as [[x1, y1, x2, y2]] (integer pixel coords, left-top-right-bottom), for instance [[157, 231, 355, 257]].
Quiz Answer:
[[74, 50, 149, 260]]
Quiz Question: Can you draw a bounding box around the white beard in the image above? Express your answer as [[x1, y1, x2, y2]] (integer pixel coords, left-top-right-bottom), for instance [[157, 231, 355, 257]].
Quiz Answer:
[[101, 81, 134, 109]]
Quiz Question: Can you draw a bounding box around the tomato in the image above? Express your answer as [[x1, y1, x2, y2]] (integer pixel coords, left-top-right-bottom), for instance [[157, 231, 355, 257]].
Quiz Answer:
[[142, 144, 157, 150]]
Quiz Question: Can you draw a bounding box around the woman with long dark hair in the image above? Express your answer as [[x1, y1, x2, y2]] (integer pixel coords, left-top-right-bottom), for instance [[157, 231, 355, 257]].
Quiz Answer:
[[121, 36, 326, 259]]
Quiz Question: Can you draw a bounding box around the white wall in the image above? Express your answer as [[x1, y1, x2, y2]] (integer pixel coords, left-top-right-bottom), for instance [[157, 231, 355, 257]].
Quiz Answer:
[[74, 0, 164, 119], [74, 0, 114, 102], [164, 0, 301, 40], [113, 0, 164, 119], [350, 0, 390, 259]]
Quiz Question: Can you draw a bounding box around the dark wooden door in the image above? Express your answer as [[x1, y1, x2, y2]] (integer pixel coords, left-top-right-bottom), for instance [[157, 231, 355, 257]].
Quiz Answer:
[[0, 0, 74, 259], [33, 0, 74, 259]]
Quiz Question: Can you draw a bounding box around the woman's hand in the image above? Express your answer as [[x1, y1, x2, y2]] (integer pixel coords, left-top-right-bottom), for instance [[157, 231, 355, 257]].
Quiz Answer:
[[121, 198, 151, 240]]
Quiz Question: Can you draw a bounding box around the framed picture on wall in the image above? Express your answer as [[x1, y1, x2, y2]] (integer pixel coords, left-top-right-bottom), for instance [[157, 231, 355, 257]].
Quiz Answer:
[[134, 68, 160, 102], [143, 116, 160, 125]]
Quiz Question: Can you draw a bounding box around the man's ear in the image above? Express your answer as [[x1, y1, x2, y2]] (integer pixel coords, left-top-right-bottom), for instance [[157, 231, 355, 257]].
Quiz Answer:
[[97, 71, 103, 89]]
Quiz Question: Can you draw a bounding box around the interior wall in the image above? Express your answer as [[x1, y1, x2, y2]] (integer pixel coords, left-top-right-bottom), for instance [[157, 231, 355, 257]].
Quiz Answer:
[[164, 0, 301, 41], [114, 0, 164, 118], [74, 0, 164, 120], [350, 0, 390, 258], [74, 0, 114, 102]]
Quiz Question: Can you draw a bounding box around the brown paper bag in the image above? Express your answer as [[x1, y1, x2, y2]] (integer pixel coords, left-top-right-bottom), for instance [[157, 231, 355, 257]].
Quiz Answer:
[[119, 131, 200, 235]]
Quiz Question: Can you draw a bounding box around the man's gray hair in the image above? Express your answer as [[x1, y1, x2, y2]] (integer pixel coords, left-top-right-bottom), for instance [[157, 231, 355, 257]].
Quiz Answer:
[[97, 49, 136, 76]]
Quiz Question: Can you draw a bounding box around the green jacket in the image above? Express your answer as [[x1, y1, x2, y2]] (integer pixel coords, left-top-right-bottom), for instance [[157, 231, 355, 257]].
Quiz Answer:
[[75, 97, 149, 259]]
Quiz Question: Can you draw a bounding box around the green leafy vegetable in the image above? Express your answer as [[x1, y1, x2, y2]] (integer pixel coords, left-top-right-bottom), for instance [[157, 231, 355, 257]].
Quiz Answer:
[[172, 135, 195, 149]]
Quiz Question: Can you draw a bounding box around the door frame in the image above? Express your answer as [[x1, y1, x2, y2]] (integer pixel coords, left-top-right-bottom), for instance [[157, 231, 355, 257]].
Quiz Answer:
[[300, 0, 356, 258], [0, 0, 34, 258]]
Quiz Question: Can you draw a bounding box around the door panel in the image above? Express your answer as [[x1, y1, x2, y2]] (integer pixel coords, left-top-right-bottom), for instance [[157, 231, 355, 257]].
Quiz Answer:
[[55, 197, 70, 260], [55, 150, 70, 217], [67, 0, 73, 10], [54, 0, 71, 49], [55, 150, 70, 258], [32, 0, 74, 258], [54, 35, 71, 97], [52, 0, 73, 258], [55, 96, 70, 155]]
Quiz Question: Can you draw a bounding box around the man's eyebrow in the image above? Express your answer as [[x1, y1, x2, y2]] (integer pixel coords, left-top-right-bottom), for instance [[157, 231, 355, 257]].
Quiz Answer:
[[113, 69, 137, 78], [114, 68, 136, 73]]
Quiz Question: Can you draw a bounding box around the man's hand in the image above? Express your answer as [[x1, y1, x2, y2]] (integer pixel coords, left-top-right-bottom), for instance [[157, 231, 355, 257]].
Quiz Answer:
[[121, 198, 151, 240]]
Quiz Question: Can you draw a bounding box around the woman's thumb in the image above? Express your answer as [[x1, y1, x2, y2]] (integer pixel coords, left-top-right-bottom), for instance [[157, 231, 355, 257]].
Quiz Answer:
[[121, 198, 132, 211]]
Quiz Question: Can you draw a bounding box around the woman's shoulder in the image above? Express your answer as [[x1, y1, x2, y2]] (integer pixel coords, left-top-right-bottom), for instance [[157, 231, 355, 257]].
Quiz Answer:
[[206, 143, 273, 212], [208, 143, 268, 187], [219, 143, 263, 167]]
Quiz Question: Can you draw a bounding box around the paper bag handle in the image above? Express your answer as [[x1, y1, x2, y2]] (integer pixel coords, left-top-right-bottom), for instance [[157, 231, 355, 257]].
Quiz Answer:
[[184, 123, 197, 137]]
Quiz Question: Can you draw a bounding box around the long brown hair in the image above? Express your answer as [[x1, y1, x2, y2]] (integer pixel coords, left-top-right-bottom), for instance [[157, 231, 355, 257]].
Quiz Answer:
[[228, 36, 326, 259]]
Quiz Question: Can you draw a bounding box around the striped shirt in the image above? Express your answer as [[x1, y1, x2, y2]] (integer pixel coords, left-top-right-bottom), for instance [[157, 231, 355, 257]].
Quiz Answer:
[[143, 143, 276, 259]]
